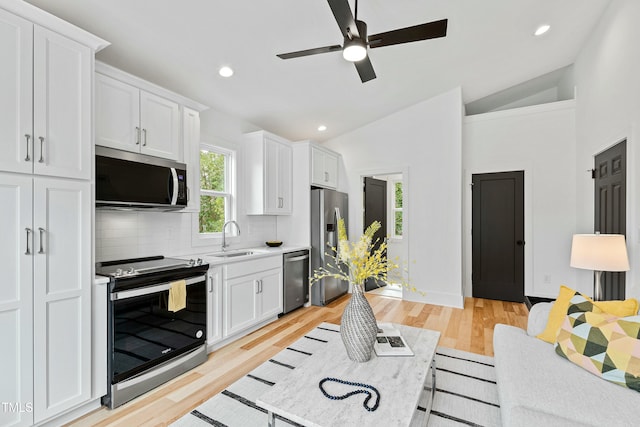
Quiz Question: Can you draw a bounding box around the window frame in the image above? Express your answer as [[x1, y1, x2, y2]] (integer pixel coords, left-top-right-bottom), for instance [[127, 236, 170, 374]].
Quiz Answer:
[[192, 143, 236, 244], [390, 178, 403, 239]]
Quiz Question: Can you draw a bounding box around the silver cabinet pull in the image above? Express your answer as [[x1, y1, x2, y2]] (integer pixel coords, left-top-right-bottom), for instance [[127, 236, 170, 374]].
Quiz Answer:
[[136, 127, 141, 145], [324, 171, 329, 182], [255, 280, 260, 294], [38, 227, 45, 254], [38, 136, 44, 163], [259, 279, 263, 294], [208, 275, 214, 293], [24, 134, 31, 161], [25, 228, 32, 255], [142, 128, 147, 146]]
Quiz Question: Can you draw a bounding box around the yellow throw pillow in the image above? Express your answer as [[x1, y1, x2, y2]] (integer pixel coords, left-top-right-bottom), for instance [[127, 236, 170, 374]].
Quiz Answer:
[[536, 285, 579, 343], [536, 285, 640, 344], [594, 299, 639, 317]]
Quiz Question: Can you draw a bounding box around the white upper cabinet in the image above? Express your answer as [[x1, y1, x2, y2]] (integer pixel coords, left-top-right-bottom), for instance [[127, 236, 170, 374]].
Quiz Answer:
[[311, 145, 339, 189], [96, 72, 180, 160], [95, 73, 140, 151], [244, 131, 293, 215], [0, 10, 93, 180], [182, 106, 201, 211]]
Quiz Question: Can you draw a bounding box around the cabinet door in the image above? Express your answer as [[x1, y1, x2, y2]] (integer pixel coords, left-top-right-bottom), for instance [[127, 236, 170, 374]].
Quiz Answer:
[[33, 26, 92, 180], [0, 174, 34, 427], [311, 147, 326, 187], [259, 268, 283, 320], [264, 138, 292, 214], [264, 138, 280, 214], [224, 275, 259, 337], [0, 10, 33, 175], [95, 73, 141, 152], [183, 107, 200, 211], [32, 178, 91, 422], [207, 266, 223, 346], [140, 91, 180, 160], [323, 150, 339, 188], [278, 143, 292, 214]]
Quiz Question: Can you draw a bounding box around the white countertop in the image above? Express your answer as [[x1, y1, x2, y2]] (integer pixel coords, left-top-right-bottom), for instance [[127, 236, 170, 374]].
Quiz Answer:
[[193, 244, 310, 266]]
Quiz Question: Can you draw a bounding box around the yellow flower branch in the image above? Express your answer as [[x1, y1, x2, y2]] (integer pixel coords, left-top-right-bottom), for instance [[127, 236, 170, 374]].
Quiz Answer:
[[310, 218, 423, 296]]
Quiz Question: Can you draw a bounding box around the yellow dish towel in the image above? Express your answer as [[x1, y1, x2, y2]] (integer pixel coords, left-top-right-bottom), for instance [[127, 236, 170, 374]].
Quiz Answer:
[[168, 279, 187, 312]]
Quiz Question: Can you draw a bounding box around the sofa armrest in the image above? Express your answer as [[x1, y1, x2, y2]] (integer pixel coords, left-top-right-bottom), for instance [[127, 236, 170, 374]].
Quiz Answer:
[[527, 302, 553, 336]]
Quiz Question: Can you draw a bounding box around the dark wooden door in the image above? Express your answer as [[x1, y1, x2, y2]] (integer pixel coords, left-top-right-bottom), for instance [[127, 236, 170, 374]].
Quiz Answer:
[[363, 177, 387, 291], [594, 140, 626, 300], [472, 171, 525, 302]]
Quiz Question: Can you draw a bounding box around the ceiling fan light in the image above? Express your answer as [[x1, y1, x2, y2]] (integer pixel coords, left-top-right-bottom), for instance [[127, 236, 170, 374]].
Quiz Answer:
[[343, 40, 367, 62], [534, 24, 550, 36]]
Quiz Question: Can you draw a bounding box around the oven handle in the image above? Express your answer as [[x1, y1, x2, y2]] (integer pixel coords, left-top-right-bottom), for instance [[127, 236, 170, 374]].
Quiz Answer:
[[111, 274, 206, 301]]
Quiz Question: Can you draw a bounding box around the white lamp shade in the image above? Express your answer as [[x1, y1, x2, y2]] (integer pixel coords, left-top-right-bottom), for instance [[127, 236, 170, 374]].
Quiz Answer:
[[570, 234, 630, 272]]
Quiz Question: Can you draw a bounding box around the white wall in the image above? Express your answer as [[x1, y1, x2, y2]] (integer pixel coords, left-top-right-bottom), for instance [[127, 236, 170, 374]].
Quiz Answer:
[[95, 106, 280, 261], [463, 101, 577, 298], [573, 0, 640, 300], [324, 87, 464, 308]]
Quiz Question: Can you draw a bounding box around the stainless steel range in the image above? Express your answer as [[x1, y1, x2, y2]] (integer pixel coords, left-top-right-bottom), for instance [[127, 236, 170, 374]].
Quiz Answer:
[[96, 256, 209, 408]]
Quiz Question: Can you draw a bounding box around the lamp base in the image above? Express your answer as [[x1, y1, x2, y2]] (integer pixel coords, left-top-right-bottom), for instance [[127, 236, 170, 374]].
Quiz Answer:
[[593, 270, 604, 301]]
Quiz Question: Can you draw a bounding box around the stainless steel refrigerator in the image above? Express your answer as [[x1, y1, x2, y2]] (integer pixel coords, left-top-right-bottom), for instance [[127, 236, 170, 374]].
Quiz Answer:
[[310, 188, 349, 306]]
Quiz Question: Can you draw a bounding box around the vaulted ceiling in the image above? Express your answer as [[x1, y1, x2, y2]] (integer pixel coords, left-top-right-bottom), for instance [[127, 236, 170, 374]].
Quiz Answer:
[[26, 0, 611, 141]]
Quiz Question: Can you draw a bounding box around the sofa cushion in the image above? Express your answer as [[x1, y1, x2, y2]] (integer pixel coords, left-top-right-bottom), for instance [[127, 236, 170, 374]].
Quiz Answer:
[[536, 285, 639, 343], [555, 311, 640, 392], [494, 324, 640, 427]]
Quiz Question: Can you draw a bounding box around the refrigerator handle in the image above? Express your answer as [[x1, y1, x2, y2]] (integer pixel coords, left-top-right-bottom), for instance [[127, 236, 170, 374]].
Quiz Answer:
[[330, 207, 342, 250]]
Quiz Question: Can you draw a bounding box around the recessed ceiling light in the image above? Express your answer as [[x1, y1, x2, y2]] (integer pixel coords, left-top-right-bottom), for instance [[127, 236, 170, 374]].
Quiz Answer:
[[318, 125, 327, 132], [534, 24, 550, 36], [218, 66, 234, 77]]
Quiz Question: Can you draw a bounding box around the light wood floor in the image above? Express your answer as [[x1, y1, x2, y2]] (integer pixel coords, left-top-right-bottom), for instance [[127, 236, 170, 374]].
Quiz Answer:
[[67, 295, 528, 427]]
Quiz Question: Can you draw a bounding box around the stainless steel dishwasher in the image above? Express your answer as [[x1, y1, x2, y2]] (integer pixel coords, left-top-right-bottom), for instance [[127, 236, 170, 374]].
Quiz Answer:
[[282, 250, 309, 314]]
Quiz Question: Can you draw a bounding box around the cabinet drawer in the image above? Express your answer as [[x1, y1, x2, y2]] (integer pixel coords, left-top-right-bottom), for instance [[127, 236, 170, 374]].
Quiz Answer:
[[225, 255, 281, 279]]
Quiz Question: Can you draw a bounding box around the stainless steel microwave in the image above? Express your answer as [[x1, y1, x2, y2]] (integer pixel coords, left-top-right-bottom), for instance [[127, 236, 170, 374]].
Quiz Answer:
[[96, 146, 187, 210]]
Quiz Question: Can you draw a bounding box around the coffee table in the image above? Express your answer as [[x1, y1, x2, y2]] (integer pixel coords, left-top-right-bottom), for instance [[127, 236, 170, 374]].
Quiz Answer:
[[256, 323, 440, 427]]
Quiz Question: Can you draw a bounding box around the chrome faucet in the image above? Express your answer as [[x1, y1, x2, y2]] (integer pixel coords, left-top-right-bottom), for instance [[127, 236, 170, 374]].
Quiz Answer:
[[222, 220, 240, 251]]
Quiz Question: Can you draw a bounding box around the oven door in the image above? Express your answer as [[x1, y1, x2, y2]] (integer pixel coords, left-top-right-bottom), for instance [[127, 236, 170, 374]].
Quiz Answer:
[[108, 274, 207, 384]]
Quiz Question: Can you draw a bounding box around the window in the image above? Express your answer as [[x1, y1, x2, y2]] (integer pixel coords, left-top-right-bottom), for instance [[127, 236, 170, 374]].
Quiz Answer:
[[199, 144, 234, 234], [391, 180, 403, 238]]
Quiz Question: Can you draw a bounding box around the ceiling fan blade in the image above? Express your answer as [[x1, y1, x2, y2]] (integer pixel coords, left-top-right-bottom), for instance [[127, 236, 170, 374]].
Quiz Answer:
[[277, 45, 343, 60], [354, 56, 376, 83], [327, 0, 359, 39], [368, 19, 448, 49]]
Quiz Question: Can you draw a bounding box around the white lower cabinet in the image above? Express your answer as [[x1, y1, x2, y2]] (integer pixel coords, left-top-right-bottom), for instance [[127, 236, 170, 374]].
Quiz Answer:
[[0, 173, 91, 426], [223, 256, 283, 338], [206, 265, 223, 347]]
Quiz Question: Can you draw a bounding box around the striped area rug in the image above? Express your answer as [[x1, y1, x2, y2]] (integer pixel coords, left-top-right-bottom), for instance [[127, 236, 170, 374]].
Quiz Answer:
[[172, 323, 501, 427]]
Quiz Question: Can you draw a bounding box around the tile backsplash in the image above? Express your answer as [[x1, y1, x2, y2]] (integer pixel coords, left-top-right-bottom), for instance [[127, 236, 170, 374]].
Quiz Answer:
[[95, 210, 277, 262]]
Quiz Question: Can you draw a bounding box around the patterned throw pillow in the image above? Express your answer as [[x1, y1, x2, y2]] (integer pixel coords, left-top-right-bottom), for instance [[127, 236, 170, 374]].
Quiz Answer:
[[555, 309, 640, 392], [536, 285, 639, 344]]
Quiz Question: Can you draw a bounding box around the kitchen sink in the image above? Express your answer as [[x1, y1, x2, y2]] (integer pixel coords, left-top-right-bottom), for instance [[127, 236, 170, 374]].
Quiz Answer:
[[207, 250, 260, 258]]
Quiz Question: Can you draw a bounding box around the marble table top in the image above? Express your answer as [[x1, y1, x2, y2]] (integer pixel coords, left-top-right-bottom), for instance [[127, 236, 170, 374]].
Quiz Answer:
[[256, 322, 441, 427]]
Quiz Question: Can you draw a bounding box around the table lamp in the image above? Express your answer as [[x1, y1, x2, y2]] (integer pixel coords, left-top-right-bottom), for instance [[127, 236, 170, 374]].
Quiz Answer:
[[570, 233, 630, 301]]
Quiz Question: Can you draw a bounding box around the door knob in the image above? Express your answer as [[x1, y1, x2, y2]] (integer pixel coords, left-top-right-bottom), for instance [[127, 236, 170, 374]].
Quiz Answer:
[[516, 240, 525, 246]]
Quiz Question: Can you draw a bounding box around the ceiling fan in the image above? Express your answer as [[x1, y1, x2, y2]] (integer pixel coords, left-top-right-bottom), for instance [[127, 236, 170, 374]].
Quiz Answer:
[[276, 0, 448, 83]]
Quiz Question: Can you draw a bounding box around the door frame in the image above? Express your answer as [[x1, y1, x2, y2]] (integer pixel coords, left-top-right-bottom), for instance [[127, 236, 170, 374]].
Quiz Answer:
[[463, 166, 533, 298], [356, 165, 410, 294]]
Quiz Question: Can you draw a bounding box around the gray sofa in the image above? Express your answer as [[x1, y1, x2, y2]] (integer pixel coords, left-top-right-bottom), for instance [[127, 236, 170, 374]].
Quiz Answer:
[[493, 302, 640, 427]]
